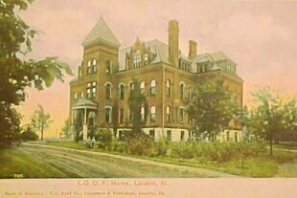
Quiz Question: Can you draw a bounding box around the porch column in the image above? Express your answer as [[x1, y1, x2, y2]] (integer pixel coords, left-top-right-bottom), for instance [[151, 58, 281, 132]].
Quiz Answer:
[[71, 110, 76, 140], [83, 108, 88, 141]]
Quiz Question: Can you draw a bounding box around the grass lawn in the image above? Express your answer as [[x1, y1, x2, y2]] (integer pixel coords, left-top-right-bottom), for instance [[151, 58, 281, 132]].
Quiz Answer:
[[0, 149, 68, 178], [35, 140, 297, 177]]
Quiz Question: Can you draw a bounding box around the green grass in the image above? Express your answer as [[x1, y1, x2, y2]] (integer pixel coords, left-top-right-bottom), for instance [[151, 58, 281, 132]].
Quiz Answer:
[[0, 149, 69, 178], [37, 140, 297, 177], [273, 143, 297, 151]]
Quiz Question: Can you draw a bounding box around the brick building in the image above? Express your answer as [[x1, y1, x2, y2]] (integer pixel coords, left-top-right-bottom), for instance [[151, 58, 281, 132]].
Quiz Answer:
[[69, 18, 243, 142]]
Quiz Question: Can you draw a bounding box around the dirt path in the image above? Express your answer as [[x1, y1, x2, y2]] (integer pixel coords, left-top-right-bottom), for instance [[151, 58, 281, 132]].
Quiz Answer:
[[20, 143, 239, 178]]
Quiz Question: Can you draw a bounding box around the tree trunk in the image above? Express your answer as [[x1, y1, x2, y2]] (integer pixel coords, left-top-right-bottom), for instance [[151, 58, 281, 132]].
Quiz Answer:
[[269, 138, 273, 156], [41, 127, 44, 141]]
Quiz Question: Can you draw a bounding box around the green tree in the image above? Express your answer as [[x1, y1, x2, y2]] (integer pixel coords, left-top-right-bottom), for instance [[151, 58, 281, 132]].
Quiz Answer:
[[128, 78, 148, 139], [237, 105, 253, 142], [282, 98, 297, 143], [0, 106, 22, 147], [112, 99, 119, 138], [21, 125, 38, 141], [61, 118, 71, 137], [250, 87, 296, 155], [0, 0, 72, 146], [30, 104, 52, 140], [186, 79, 238, 140]]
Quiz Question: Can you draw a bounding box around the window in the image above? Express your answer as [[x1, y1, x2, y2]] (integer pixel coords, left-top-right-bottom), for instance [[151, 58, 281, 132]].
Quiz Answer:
[[167, 130, 172, 141], [119, 130, 124, 141], [140, 81, 145, 95], [73, 93, 77, 100], [129, 82, 134, 90], [80, 92, 84, 98], [88, 112, 96, 127], [141, 106, 145, 121], [179, 83, 185, 99], [105, 83, 111, 99], [133, 51, 141, 68], [188, 87, 192, 100], [105, 107, 112, 123], [87, 81, 96, 98], [144, 53, 149, 65], [119, 108, 124, 124], [87, 59, 97, 74], [119, 84, 125, 100], [149, 130, 155, 141], [166, 80, 171, 96], [150, 80, 156, 95], [150, 106, 156, 122], [129, 111, 133, 123], [106, 60, 112, 74], [181, 131, 185, 141], [166, 106, 170, 122], [199, 65, 206, 73], [87, 60, 91, 67], [179, 108, 184, 122]]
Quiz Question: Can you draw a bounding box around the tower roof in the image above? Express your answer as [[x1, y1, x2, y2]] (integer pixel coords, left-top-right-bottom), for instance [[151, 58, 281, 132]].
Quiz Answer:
[[82, 18, 120, 47]]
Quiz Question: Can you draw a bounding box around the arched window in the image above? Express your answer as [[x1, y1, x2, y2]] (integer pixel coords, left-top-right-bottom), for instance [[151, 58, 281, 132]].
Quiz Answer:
[[92, 59, 97, 65], [166, 80, 171, 96], [150, 106, 156, 122], [119, 84, 125, 100], [106, 60, 112, 74], [140, 81, 145, 95], [188, 86, 192, 100], [87, 60, 91, 67], [150, 80, 156, 95], [105, 107, 112, 123], [105, 83, 112, 99], [119, 108, 124, 124], [141, 106, 145, 121], [129, 82, 134, 90], [179, 107, 185, 122], [73, 93, 77, 100], [179, 82, 185, 99], [166, 106, 170, 122]]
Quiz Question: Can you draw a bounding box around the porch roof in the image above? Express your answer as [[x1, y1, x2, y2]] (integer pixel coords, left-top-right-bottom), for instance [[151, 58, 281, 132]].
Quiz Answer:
[[72, 98, 98, 110]]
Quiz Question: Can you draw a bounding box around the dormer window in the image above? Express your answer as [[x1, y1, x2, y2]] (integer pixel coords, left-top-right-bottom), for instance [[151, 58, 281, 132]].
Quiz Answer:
[[198, 65, 207, 73], [133, 51, 141, 68], [144, 53, 149, 65]]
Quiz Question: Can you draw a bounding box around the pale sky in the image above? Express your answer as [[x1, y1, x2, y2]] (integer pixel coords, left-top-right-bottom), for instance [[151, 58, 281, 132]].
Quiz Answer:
[[17, 0, 297, 137]]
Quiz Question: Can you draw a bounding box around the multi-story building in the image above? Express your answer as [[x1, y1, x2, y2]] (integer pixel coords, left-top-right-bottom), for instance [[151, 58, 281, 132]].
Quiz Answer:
[[69, 18, 243, 142]]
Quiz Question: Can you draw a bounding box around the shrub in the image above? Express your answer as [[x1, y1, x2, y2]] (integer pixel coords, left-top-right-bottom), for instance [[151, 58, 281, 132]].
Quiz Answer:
[[21, 127, 38, 141], [94, 128, 113, 150], [112, 141, 128, 153], [168, 141, 264, 163], [128, 136, 153, 156]]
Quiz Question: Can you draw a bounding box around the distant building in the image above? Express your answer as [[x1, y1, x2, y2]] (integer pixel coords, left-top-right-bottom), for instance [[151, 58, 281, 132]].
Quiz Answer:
[[69, 18, 243, 142]]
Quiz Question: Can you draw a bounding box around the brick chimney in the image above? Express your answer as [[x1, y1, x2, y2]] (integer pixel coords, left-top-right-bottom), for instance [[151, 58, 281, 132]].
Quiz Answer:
[[168, 20, 179, 67], [188, 40, 197, 60]]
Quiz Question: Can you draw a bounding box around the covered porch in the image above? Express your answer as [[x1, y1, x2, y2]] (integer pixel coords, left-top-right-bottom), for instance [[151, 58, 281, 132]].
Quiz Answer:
[[71, 98, 98, 141]]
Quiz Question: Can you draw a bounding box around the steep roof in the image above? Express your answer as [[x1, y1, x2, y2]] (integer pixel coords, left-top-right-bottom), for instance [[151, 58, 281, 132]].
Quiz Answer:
[[119, 39, 170, 70], [82, 18, 120, 47]]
